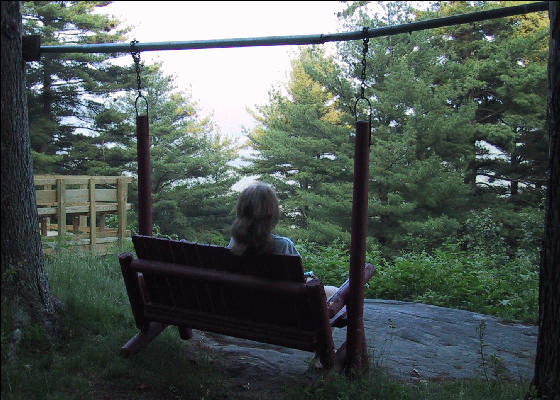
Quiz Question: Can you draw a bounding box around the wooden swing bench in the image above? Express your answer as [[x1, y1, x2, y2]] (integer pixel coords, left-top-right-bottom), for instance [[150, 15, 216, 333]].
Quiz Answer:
[[119, 235, 376, 370]]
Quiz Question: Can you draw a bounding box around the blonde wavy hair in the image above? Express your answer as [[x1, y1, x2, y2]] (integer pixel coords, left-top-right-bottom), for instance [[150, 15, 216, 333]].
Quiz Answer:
[[230, 183, 280, 255]]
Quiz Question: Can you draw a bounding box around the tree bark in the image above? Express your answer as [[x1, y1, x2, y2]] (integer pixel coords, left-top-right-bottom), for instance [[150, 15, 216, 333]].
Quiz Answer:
[[510, 151, 519, 196], [1, 1, 59, 342], [531, 2, 560, 399]]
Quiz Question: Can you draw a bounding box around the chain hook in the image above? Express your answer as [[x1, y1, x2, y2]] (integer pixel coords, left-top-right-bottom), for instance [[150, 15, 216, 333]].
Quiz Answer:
[[130, 39, 148, 117], [354, 27, 372, 145]]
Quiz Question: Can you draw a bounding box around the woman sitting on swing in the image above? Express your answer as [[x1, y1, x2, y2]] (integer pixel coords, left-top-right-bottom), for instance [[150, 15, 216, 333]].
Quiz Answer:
[[228, 182, 338, 299]]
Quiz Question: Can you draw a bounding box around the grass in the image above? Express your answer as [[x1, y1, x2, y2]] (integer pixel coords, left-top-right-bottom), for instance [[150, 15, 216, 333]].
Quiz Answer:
[[2, 244, 227, 400], [286, 368, 533, 400], [1, 242, 536, 399]]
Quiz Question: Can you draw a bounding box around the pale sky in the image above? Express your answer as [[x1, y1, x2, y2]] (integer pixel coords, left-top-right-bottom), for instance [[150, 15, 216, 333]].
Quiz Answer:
[[99, 1, 347, 142]]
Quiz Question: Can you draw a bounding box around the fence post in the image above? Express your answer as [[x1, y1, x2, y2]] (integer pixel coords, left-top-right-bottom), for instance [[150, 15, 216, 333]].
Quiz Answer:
[[44, 184, 51, 232], [73, 215, 80, 233], [56, 178, 66, 237], [99, 212, 106, 232], [117, 177, 127, 246], [40, 217, 48, 236], [89, 178, 96, 251], [79, 184, 88, 227]]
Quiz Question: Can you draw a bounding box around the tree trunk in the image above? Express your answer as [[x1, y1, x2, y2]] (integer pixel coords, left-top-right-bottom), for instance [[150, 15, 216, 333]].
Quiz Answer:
[[1, 1, 59, 343], [463, 143, 478, 192], [510, 151, 519, 196], [531, 2, 560, 399]]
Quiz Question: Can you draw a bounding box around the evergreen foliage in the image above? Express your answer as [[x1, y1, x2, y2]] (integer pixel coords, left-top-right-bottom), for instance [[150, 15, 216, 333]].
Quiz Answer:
[[23, 1, 240, 243], [244, 1, 548, 258], [23, 1, 548, 258], [413, 1, 549, 253], [22, 1, 134, 175], [246, 48, 355, 244], [138, 66, 239, 242], [104, 63, 240, 242]]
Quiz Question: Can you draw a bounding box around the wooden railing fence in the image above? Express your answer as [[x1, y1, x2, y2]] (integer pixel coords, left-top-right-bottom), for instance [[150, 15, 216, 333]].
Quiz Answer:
[[35, 175, 133, 254]]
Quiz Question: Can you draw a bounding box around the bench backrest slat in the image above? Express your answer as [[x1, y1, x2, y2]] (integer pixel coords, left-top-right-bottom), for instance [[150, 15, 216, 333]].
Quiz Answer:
[[134, 262, 314, 330], [132, 235, 305, 282]]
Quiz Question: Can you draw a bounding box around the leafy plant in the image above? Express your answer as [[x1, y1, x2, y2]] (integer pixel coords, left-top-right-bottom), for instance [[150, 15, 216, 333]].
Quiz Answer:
[[294, 237, 538, 323], [367, 248, 538, 323]]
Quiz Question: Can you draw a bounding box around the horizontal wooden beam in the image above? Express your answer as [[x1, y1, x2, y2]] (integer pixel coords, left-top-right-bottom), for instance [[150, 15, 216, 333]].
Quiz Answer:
[[42, 228, 131, 239], [34, 175, 133, 185], [43, 236, 123, 245], [37, 203, 132, 215], [36, 188, 120, 205], [130, 258, 310, 295]]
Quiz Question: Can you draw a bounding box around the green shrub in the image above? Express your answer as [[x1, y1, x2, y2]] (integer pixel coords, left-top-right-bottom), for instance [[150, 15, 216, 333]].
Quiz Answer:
[[296, 240, 382, 286], [368, 249, 538, 323], [297, 240, 350, 286], [296, 240, 538, 323]]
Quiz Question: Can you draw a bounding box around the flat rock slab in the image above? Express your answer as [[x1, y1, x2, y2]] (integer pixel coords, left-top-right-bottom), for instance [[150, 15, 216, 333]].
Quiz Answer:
[[360, 299, 537, 382], [188, 299, 537, 386]]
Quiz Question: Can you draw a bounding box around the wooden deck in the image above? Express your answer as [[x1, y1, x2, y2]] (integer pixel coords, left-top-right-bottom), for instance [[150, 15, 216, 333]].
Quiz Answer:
[[35, 175, 133, 255]]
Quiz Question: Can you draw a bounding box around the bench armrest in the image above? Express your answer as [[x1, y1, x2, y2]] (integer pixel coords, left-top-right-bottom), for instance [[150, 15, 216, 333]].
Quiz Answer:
[[326, 263, 376, 324]]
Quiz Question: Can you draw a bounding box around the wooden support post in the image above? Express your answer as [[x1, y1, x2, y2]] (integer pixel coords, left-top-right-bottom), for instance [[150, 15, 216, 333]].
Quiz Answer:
[[345, 120, 370, 377], [79, 184, 87, 227], [137, 115, 153, 236], [99, 212, 106, 232], [40, 216, 48, 236], [56, 178, 66, 237], [89, 178, 96, 250], [44, 185, 52, 231], [72, 215, 80, 233], [117, 177, 127, 246]]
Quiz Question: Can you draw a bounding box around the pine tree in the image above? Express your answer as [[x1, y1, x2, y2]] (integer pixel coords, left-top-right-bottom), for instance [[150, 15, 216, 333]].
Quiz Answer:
[[336, 1, 473, 254], [115, 64, 240, 243], [424, 1, 548, 195], [22, 1, 132, 175], [330, 1, 549, 255], [418, 1, 549, 253], [246, 48, 356, 244]]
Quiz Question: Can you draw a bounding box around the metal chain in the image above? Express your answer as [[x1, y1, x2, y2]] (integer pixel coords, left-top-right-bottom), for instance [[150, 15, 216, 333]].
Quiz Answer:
[[130, 39, 142, 95], [130, 40, 148, 117], [354, 27, 372, 145], [359, 28, 369, 100]]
